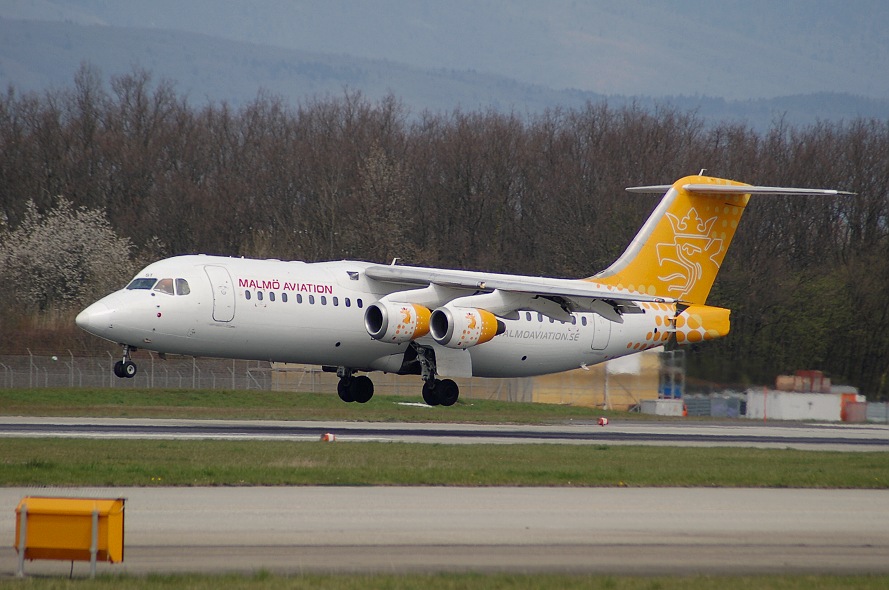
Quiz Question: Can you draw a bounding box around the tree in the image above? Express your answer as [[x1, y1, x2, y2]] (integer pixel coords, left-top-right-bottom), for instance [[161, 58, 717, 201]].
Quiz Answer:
[[0, 198, 134, 313]]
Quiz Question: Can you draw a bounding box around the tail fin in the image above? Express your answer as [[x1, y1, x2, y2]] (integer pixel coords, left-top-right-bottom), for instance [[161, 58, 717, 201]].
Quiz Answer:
[[591, 174, 849, 305]]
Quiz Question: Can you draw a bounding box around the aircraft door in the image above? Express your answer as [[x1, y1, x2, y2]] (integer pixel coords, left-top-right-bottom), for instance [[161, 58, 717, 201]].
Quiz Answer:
[[204, 265, 236, 322], [591, 315, 612, 350]]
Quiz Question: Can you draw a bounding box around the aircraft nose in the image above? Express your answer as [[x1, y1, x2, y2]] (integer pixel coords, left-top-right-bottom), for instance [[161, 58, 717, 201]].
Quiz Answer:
[[75, 300, 113, 335]]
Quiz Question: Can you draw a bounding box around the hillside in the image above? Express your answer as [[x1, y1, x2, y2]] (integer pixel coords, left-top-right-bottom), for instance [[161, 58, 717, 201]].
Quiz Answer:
[[2, 18, 888, 132]]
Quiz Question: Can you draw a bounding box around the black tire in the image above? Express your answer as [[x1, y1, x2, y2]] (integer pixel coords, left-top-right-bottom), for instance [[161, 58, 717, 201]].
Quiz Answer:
[[123, 361, 137, 378], [352, 375, 374, 404], [337, 379, 355, 402], [438, 378, 459, 406], [113, 360, 126, 378], [422, 380, 441, 406]]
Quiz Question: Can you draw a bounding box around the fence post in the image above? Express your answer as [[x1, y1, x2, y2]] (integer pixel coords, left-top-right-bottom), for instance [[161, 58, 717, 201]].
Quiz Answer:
[[27, 349, 34, 388]]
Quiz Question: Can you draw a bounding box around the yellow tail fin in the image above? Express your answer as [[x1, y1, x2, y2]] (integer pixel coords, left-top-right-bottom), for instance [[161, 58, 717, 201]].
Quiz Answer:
[[591, 174, 751, 305]]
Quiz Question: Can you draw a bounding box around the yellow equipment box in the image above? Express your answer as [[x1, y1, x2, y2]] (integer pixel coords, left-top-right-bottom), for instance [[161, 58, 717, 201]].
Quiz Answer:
[[14, 496, 125, 576]]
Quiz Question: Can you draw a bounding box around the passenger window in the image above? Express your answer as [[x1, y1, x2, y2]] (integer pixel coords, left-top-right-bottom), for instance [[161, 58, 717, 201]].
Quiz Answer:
[[127, 278, 157, 290], [345, 298, 351, 308], [357, 299, 363, 309], [309, 295, 315, 304], [525, 312, 531, 321], [245, 290, 251, 300], [258, 292, 264, 301], [333, 297, 339, 306], [320, 296, 327, 305], [571, 316, 576, 325], [153, 278, 174, 295], [297, 294, 303, 304], [282, 293, 288, 303], [581, 317, 588, 326], [537, 313, 543, 322], [176, 278, 191, 295], [269, 292, 276, 302]]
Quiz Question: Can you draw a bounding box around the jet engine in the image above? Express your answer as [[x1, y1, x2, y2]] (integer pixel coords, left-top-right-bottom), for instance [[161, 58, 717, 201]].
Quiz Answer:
[[365, 301, 431, 343], [429, 307, 506, 349]]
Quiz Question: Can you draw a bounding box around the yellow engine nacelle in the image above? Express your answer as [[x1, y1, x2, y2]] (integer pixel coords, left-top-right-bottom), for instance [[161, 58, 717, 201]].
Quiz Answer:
[[365, 301, 431, 343], [429, 307, 505, 349]]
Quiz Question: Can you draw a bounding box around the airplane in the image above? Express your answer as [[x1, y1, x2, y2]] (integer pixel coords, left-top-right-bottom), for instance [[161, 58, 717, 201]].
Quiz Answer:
[[75, 173, 849, 406]]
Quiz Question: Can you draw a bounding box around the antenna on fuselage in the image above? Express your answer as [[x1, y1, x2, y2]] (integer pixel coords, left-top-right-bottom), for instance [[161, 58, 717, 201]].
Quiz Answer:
[[390, 258, 401, 265]]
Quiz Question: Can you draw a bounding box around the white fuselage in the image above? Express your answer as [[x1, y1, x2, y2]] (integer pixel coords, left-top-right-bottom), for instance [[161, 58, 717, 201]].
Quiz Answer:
[[76, 255, 668, 378]]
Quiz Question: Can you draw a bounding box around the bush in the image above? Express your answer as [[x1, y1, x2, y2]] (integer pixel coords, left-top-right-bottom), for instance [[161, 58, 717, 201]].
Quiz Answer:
[[0, 197, 134, 313]]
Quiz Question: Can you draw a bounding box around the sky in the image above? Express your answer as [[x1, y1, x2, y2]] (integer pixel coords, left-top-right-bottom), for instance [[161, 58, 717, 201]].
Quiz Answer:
[[2, 0, 888, 101]]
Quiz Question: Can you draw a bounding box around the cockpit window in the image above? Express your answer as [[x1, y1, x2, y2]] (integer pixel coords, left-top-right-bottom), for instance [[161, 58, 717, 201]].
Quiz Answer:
[[127, 278, 157, 290], [176, 278, 191, 296], [153, 278, 175, 295]]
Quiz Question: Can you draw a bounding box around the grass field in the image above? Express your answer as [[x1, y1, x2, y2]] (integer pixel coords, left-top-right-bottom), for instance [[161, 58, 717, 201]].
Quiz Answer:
[[0, 387, 616, 422], [1, 387, 887, 488], [2, 437, 887, 488]]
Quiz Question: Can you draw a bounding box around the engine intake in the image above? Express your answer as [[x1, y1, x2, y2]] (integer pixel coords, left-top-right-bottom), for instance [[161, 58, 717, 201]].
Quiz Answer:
[[365, 301, 431, 343], [429, 307, 506, 349]]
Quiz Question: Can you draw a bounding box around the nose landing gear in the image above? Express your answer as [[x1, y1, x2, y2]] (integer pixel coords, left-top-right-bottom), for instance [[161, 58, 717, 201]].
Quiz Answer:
[[113, 345, 137, 379]]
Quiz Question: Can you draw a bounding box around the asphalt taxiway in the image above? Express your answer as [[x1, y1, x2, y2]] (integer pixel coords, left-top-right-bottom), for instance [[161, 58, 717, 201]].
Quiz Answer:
[[1, 416, 887, 451], [2, 486, 889, 576]]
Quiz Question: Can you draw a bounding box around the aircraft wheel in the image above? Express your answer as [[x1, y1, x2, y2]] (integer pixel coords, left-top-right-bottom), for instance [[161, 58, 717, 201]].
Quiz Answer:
[[123, 361, 137, 378], [422, 379, 441, 406], [352, 375, 374, 403], [113, 360, 126, 378], [337, 378, 355, 403], [438, 378, 459, 406]]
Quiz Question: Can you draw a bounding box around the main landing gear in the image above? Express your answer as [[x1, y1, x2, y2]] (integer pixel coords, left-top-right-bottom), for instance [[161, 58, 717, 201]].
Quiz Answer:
[[416, 344, 459, 406], [336, 368, 374, 403], [421, 378, 459, 407], [333, 345, 461, 407], [113, 345, 137, 379]]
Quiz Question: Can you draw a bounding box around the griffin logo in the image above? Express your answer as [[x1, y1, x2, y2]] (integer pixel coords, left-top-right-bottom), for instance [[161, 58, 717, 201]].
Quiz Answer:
[[656, 207, 723, 296]]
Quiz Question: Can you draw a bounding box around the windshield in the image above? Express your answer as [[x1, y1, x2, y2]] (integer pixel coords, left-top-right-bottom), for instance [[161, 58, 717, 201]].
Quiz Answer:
[[126, 278, 157, 290], [153, 278, 175, 295]]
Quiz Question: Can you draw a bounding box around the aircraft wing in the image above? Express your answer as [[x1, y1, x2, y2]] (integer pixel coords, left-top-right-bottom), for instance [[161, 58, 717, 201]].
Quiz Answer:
[[364, 264, 672, 323]]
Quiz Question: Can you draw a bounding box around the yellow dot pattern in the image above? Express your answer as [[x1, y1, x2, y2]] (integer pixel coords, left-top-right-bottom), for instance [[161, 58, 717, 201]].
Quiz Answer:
[[620, 302, 730, 351]]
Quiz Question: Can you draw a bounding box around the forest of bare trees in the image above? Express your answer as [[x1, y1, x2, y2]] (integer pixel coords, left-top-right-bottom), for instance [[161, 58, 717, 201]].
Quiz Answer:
[[2, 66, 888, 398]]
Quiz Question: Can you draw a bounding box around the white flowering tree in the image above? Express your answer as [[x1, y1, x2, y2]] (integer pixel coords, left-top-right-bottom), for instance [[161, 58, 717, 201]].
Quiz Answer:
[[0, 198, 134, 313]]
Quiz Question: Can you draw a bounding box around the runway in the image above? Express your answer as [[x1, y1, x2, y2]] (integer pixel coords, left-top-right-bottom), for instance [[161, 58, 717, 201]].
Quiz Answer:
[[3, 487, 889, 576], [1, 416, 888, 451]]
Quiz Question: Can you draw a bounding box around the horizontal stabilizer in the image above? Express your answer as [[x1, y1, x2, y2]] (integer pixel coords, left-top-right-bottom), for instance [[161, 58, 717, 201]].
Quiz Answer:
[[624, 185, 673, 194], [627, 183, 854, 196]]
